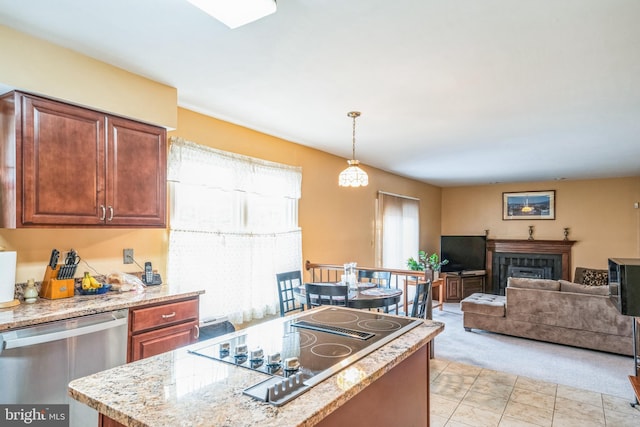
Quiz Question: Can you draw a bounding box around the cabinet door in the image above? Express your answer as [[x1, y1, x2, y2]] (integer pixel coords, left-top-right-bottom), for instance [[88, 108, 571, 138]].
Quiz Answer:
[[21, 95, 105, 225], [129, 320, 198, 361], [445, 276, 462, 301], [99, 414, 125, 427], [106, 117, 166, 227], [462, 276, 485, 299]]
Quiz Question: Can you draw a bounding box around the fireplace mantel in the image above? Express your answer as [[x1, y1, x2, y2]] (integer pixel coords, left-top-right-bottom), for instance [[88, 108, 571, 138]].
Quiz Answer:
[[486, 239, 576, 294]]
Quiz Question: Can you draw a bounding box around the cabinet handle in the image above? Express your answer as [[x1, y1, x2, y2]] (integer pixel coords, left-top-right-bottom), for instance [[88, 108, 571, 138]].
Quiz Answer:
[[107, 206, 114, 221], [161, 312, 176, 319], [194, 324, 200, 340], [99, 205, 106, 221]]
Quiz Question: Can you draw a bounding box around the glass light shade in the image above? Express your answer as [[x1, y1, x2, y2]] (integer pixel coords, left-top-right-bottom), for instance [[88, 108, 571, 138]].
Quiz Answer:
[[186, 0, 277, 29], [339, 160, 369, 187]]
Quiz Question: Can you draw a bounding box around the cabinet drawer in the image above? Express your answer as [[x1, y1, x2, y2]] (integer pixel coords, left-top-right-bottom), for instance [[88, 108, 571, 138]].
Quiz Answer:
[[130, 298, 198, 333], [130, 320, 199, 361]]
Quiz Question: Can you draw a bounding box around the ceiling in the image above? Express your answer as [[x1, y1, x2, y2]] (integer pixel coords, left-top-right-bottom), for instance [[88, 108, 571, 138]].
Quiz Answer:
[[1, 0, 639, 187]]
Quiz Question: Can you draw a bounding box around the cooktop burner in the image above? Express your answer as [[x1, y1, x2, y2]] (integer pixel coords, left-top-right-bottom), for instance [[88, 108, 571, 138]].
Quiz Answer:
[[188, 306, 423, 405]]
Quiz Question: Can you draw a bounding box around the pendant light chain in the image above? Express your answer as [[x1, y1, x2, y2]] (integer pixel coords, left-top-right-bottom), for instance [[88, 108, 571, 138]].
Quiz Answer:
[[351, 112, 357, 160]]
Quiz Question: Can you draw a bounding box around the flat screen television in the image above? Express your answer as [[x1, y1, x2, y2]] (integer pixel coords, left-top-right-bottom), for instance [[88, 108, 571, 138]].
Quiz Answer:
[[440, 235, 487, 273]]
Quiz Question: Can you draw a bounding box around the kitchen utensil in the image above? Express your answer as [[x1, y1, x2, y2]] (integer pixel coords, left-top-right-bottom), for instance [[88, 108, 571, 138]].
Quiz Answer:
[[48, 249, 60, 269], [65, 249, 80, 266], [58, 249, 81, 279]]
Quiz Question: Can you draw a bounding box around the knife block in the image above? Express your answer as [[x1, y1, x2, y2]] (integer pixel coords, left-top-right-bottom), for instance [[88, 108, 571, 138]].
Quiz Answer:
[[40, 265, 75, 299]]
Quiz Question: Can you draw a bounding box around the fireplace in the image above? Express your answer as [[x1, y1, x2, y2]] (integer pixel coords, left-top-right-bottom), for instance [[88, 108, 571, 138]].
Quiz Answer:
[[507, 265, 552, 279], [486, 239, 575, 295]]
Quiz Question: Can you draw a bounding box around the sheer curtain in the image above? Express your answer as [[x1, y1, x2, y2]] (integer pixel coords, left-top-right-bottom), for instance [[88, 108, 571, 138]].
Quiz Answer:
[[376, 192, 420, 269], [167, 137, 302, 324]]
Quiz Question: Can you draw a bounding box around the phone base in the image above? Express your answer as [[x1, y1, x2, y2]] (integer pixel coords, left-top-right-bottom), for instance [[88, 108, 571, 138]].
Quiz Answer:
[[142, 273, 163, 286]]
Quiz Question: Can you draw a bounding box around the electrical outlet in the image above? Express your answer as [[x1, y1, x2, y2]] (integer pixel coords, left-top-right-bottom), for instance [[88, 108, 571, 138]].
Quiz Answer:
[[123, 248, 134, 264]]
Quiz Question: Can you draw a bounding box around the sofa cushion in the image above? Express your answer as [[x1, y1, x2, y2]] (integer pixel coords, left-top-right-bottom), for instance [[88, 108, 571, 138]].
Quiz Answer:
[[507, 277, 560, 291], [583, 270, 608, 287], [559, 279, 610, 296], [574, 267, 608, 286], [461, 293, 505, 317]]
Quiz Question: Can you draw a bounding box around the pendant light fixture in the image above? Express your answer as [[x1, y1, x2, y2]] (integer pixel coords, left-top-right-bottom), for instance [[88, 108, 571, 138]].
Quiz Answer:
[[339, 111, 369, 187]]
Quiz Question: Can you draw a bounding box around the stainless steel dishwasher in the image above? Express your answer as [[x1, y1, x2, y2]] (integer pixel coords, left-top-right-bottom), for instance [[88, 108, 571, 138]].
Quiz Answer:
[[0, 309, 128, 427]]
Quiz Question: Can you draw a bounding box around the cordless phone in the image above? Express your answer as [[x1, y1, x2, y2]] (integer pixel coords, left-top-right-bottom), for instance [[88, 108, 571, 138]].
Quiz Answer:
[[144, 262, 153, 284], [142, 261, 162, 286]]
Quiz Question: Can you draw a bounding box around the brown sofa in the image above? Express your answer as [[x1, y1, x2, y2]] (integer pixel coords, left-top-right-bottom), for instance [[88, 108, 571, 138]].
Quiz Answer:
[[460, 270, 634, 356]]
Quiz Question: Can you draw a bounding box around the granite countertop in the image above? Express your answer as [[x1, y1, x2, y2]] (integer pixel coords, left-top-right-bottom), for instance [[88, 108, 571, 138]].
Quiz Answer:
[[68, 314, 444, 427], [0, 285, 205, 331]]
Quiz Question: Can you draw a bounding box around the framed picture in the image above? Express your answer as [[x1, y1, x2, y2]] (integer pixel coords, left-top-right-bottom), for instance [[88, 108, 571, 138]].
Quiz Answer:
[[502, 190, 555, 220]]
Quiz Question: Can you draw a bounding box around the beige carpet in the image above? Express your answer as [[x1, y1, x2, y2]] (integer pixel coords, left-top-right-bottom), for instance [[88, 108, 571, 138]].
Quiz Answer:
[[432, 303, 636, 400]]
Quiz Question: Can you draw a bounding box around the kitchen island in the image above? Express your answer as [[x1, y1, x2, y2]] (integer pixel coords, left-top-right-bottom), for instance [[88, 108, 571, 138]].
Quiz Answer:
[[69, 307, 444, 427]]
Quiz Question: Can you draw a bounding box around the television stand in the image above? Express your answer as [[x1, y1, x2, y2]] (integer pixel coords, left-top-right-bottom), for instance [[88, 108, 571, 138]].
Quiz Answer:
[[444, 271, 486, 302]]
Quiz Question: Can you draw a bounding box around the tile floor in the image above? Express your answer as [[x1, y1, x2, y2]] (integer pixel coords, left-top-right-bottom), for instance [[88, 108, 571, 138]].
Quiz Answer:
[[430, 358, 640, 427]]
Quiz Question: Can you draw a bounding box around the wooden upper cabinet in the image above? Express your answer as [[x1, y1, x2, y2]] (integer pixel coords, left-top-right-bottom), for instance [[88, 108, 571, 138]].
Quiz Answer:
[[107, 116, 166, 226], [21, 94, 106, 225], [0, 91, 166, 228]]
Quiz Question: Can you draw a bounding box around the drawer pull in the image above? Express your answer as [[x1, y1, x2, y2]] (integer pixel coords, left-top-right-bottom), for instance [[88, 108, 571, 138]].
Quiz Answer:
[[194, 324, 200, 339], [161, 312, 176, 319]]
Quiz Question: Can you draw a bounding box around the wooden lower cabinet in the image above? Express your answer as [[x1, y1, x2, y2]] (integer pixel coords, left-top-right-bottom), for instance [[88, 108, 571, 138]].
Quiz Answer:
[[445, 274, 486, 302], [99, 296, 199, 427], [127, 297, 200, 361], [99, 416, 126, 427], [317, 343, 430, 427], [462, 275, 485, 298], [445, 276, 462, 301], [129, 319, 199, 361]]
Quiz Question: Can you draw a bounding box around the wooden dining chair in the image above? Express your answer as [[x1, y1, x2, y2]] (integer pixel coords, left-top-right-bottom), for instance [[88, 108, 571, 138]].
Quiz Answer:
[[276, 271, 304, 316], [358, 270, 392, 287], [410, 280, 432, 320], [359, 270, 396, 312], [410, 280, 435, 358], [305, 283, 349, 308]]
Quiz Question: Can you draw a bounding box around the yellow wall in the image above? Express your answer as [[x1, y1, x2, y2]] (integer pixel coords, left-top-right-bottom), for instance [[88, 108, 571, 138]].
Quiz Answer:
[[0, 24, 176, 128], [441, 177, 640, 270]]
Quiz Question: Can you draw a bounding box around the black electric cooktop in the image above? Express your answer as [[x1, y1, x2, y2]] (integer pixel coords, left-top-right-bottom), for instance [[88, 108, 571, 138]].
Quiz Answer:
[[188, 306, 423, 405]]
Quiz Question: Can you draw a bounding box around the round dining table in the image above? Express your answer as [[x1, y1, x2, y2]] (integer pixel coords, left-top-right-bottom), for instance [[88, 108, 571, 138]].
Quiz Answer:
[[294, 283, 402, 311]]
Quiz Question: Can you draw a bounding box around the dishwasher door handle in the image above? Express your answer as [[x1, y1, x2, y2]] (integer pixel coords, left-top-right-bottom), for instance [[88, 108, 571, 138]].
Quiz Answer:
[[2, 315, 128, 351]]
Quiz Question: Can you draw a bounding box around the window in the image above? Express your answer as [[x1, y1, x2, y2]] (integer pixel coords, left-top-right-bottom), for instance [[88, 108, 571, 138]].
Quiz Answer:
[[376, 192, 420, 269], [167, 137, 302, 324]]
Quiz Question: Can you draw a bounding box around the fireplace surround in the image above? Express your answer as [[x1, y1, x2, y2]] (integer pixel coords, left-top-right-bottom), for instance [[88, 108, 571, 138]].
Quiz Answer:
[[486, 239, 576, 295]]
